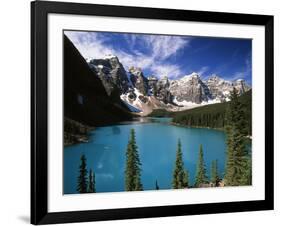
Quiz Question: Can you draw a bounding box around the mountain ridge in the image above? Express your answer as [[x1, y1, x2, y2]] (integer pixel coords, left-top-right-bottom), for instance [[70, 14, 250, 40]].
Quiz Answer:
[[87, 55, 250, 115], [64, 35, 132, 127]]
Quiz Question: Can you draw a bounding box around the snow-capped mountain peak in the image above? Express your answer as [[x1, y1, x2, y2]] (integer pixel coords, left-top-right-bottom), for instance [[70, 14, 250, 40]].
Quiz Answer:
[[103, 54, 117, 60], [86, 55, 251, 115], [180, 72, 200, 81]]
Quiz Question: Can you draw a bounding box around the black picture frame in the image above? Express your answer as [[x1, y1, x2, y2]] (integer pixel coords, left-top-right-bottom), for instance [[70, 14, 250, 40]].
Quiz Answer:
[[31, 0, 274, 224]]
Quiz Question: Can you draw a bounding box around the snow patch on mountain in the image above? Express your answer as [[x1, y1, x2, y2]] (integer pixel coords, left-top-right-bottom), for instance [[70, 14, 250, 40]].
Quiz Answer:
[[103, 54, 117, 60], [86, 55, 251, 115]]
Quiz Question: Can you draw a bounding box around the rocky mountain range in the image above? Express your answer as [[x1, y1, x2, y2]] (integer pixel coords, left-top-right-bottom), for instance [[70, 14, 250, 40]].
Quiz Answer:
[[87, 54, 251, 115], [64, 35, 132, 127]]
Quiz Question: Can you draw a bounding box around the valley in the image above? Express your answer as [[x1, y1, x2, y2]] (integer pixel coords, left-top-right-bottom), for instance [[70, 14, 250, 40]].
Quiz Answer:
[[63, 32, 252, 194]]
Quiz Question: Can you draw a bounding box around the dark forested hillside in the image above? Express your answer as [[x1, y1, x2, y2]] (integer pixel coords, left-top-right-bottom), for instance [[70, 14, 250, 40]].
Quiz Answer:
[[172, 90, 252, 135], [148, 90, 251, 135], [148, 109, 175, 117], [64, 35, 133, 145], [64, 35, 132, 127]]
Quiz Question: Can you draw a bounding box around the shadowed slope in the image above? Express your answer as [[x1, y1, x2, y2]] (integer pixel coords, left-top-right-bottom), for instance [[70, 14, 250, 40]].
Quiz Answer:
[[64, 35, 132, 126]]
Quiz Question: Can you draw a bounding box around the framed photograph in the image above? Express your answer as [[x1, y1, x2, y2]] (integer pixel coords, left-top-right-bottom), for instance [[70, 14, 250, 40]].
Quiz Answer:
[[31, 0, 274, 224]]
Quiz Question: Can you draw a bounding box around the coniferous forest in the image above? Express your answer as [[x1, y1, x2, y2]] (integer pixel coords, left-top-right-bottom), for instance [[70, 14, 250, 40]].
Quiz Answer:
[[172, 90, 252, 135], [77, 154, 96, 193], [63, 31, 253, 194], [75, 87, 251, 193]]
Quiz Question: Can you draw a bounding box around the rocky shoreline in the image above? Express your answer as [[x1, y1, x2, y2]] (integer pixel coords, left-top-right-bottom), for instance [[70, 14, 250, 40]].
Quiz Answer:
[[64, 117, 93, 146], [171, 122, 225, 131]]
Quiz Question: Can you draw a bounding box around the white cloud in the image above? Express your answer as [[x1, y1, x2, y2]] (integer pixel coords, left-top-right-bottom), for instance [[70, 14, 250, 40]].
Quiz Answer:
[[232, 53, 252, 82], [64, 31, 115, 59], [117, 51, 153, 70], [151, 64, 182, 79], [232, 71, 245, 80], [197, 66, 209, 77], [142, 35, 190, 60], [64, 31, 190, 78]]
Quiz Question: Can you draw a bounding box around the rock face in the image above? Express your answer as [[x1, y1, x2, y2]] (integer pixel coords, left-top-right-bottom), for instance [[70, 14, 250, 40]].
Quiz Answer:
[[83, 54, 250, 114], [88, 55, 130, 96], [147, 76, 158, 96], [206, 75, 251, 102], [206, 75, 231, 99], [64, 117, 92, 146], [155, 76, 173, 104], [169, 73, 212, 104], [129, 67, 149, 95], [64, 35, 132, 126], [233, 79, 249, 94]]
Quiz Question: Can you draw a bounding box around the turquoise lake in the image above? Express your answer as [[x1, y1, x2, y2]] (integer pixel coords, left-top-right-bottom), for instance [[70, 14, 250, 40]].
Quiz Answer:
[[64, 117, 227, 194]]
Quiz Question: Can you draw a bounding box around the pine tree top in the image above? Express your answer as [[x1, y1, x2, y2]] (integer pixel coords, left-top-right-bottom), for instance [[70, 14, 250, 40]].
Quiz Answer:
[[172, 139, 186, 189], [195, 144, 208, 187]]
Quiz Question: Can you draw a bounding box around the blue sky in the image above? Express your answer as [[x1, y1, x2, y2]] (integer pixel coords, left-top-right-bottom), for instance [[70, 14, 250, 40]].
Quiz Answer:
[[65, 30, 252, 85]]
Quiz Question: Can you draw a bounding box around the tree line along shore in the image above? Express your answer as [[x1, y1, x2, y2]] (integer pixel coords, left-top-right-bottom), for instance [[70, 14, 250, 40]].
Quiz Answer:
[[149, 89, 252, 136], [75, 88, 251, 193]]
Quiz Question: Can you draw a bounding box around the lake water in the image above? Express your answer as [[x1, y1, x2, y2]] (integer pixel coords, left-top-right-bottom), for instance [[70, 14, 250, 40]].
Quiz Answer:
[[64, 117, 227, 194]]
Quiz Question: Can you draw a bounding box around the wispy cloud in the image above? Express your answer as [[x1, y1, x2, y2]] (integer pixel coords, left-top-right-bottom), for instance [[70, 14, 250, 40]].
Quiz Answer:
[[64, 31, 114, 59], [151, 64, 182, 78], [231, 72, 245, 80], [232, 52, 252, 82], [197, 66, 209, 78], [64, 31, 190, 79], [142, 35, 190, 61]]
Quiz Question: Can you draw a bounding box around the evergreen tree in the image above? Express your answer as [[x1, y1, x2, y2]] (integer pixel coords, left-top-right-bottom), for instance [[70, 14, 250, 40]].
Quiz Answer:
[[211, 159, 219, 186], [171, 90, 251, 134], [125, 136, 134, 191], [172, 139, 186, 189], [240, 156, 252, 185], [88, 169, 96, 193], [125, 129, 143, 191], [77, 154, 88, 193], [155, 180, 159, 190], [194, 144, 208, 187], [183, 169, 189, 188], [224, 88, 249, 186]]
